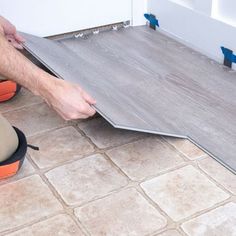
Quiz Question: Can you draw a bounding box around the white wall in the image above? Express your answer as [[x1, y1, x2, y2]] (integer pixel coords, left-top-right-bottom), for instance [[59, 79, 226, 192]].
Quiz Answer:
[[195, 0, 212, 15], [148, 0, 236, 69], [0, 0, 132, 36], [132, 0, 147, 26], [212, 0, 236, 27], [3, 0, 234, 68]]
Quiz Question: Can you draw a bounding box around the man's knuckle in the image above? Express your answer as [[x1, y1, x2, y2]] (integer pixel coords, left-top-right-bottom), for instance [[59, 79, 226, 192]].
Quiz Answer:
[[70, 113, 79, 120], [79, 105, 87, 113]]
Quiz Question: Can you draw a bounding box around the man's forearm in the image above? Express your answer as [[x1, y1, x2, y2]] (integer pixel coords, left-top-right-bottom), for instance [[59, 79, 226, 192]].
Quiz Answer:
[[0, 31, 55, 96], [0, 21, 96, 120]]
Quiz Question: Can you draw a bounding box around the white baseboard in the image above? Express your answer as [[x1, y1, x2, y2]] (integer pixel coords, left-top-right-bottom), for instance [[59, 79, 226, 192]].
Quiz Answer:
[[0, 0, 132, 37], [148, 0, 236, 70]]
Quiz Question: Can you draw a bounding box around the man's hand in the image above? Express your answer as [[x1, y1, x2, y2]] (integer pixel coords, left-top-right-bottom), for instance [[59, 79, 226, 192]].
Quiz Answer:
[[39, 77, 96, 120], [0, 16, 25, 49], [0, 16, 96, 120]]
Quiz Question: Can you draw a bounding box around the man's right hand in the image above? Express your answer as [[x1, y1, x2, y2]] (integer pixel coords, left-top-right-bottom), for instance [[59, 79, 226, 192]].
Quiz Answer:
[[40, 77, 96, 120], [0, 16, 96, 120]]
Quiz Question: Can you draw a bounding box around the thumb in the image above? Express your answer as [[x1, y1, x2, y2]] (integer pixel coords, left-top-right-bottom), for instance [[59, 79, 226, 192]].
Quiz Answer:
[[14, 32, 25, 43], [81, 89, 96, 105]]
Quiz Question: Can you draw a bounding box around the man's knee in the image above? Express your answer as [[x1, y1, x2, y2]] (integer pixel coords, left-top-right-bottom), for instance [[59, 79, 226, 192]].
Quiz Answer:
[[0, 76, 21, 102], [0, 114, 19, 162]]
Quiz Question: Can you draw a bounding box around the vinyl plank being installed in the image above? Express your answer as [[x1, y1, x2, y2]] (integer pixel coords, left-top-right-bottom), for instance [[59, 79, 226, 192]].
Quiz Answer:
[[21, 26, 236, 173]]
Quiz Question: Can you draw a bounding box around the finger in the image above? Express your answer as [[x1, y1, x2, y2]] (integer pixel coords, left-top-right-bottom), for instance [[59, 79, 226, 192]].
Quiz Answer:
[[11, 40, 23, 50], [7, 36, 23, 49], [75, 113, 91, 119], [14, 33, 25, 43], [54, 104, 93, 120], [58, 111, 70, 121], [64, 111, 90, 120], [81, 90, 96, 105], [80, 102, 96, 116], [13, 42, 23, 50], [65, 104, 95, 119]]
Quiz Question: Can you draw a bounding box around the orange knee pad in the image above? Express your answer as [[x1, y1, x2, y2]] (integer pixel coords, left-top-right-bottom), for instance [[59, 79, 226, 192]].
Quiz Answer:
[[0, 127, 27, 180], [0, 80, 21, 102]]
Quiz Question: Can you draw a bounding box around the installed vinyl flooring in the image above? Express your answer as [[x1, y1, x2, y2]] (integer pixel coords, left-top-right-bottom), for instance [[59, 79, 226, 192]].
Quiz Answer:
[[22, 26, 236, 173]]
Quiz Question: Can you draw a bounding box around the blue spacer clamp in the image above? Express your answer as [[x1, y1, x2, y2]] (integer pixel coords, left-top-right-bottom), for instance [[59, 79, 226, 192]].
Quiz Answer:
[[221, 47, 236, 63], [144, 13, 159, 28]]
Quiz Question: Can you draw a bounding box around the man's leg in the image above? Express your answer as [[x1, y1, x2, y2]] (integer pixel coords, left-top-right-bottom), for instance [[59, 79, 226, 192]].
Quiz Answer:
[[0, 113, 19, 162], [0, 75, 18, 162]]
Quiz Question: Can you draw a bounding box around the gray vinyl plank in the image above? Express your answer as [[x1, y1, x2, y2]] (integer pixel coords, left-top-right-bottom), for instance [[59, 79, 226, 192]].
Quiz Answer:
[[21, 26, 236, 173]]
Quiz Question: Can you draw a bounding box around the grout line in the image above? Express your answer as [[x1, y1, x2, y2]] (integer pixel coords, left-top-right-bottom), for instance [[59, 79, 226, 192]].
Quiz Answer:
[[10, 151, 234, 228], [0, 212, 65, 236], [34, 170, 91, 235], [101, 151, 133, 180], [135, 163, 233, 225], [0, 155, 35, 187], [135, 184, 174, 226], [26, 126, 99, 173], [2, 101, 44, 115], [0, 175, 65, 235], [25, 123, 69, 139], [0, 100, 43, 114], [194, 160, 235, 196], [66, 212, 91, 236], [162, 136, 208, 161], [21, 120, 233, 200], [177, 197, 235, 225], [76, 132, 151, 152], [176, 227, 189, 236], [162, 137, 235, 195], [1, 110, 235, 235], [31, 150, 99, 173]]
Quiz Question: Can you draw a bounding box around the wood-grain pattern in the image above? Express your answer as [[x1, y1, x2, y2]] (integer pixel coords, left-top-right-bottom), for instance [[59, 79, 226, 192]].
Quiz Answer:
[[21, 26, 236, 173]]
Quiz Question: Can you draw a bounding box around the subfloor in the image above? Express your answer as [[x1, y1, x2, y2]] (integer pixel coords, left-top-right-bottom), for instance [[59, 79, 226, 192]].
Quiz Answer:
[[0, 89, 235, 236]]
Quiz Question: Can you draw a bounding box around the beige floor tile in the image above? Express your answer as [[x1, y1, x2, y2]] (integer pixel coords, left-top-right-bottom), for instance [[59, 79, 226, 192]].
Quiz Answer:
[[106, 137, 185, 181], [46, 154, 128, 206], [0, 157, 35, 186], [78, 118, 146, 149], [181, 202, 236, 236], [75, 188, 167, 236], [164, 137, 207, 160], [3, 103, 65, 136], [0, 88, 42, 113], [28, 126, 94, 168], [0, 175, 62, 233], [157, 229, 182, 236], [6, 214, 84, 236], [141, 165, 229, 221], [198, 157, 236, 195]]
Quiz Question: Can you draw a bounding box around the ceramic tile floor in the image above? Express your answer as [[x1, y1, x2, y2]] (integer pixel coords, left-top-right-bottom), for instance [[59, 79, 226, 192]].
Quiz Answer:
[[0, 88, 236, 236]]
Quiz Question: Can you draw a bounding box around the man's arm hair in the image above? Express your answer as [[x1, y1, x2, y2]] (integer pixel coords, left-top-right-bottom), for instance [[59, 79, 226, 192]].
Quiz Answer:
[[0, 23, 96, 120], [0, 28, 55, 97]]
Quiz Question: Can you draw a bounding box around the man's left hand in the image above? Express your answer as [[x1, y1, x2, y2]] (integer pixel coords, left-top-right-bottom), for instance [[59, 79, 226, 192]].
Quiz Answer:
[[0, 16, 25, 49]]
